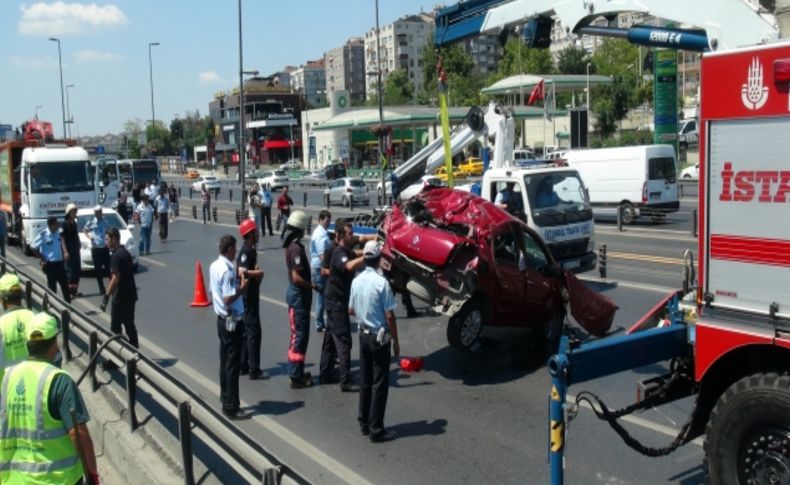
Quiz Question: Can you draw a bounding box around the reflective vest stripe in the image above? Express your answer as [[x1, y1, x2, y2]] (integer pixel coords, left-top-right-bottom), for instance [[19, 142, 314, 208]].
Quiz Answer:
[[1, 425, 68, 440], [35, 366, 56, 431], [0, 454, 80, 472]]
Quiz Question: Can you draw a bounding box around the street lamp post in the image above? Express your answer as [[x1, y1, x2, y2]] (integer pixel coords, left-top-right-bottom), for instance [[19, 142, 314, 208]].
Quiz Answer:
[[49, 38, 66, 139], [148, 42, 160, 143], [374, 0, 386, 201], [237, 0, 247, 212], [65, 84, 74, 139], [586, 62, 591, 136]]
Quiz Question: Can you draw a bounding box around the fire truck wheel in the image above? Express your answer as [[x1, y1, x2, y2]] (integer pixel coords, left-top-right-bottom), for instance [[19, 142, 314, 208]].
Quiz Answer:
[[704, 373, 790, 485], [447, 298, 484, 351], [620, 202, 636, 225]]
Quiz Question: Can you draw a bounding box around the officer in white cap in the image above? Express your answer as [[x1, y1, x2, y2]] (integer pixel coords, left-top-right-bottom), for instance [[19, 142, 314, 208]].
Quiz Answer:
[[83, 205, 110, 295], [349, 240, 400, 442]]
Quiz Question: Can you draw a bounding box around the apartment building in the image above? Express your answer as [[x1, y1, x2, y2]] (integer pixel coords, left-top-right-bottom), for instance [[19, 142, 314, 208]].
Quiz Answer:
[[291, 59, 327, 108], [324, 38, 366, 103]]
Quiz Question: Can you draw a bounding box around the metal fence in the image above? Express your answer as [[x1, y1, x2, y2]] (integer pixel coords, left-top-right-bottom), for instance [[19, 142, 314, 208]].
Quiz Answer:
[[0, 258, 309, 485]]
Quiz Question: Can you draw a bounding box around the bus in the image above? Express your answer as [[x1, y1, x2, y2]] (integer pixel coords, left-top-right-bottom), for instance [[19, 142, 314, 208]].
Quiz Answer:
[[118, 158, 161, 189]]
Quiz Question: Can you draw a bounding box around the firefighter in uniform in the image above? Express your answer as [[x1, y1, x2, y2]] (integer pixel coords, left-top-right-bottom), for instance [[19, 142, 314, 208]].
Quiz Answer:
[[237, 219, 267, 379], [283, 210, 315, 388], [0, 312, 99, 484], [0, 273, 33, 382]]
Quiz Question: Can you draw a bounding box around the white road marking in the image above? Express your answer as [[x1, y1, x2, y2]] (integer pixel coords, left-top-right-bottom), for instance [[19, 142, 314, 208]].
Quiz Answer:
[[138, 256, 167, 267], [577, 276, 675, 294]]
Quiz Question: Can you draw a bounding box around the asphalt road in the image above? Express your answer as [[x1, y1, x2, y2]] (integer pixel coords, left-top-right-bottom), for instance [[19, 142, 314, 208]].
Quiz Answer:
[[7, 184, 705, 484]]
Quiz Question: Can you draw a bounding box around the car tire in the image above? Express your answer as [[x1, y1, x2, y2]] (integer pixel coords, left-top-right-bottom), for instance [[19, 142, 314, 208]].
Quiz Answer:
[[620, 202, 636, 225], [447, 298, 485, 352]]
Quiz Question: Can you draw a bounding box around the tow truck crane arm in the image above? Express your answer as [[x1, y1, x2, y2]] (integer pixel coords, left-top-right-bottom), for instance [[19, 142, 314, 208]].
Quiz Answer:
[[435, 0, 776, 51]]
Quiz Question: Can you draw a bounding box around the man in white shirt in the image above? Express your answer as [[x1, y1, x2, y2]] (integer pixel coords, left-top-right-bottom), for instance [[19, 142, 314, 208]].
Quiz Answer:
[[154, 187, 170, 244], [209, 234, 251, 420], [134, 195, 155, 255]]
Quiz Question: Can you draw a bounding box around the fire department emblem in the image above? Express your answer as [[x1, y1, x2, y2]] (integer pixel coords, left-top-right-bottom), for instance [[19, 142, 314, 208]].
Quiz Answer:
[[741, 57, 769, 110]]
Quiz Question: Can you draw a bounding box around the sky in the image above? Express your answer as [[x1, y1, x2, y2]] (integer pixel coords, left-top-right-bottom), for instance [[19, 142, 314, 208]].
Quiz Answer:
[[1, 1, 442, 137]]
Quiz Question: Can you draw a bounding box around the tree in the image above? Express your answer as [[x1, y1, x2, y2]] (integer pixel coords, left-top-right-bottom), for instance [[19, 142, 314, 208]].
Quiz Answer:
[[556, 46, 590, 75], [419, 43, 485, 107], [589, 39, 641, 138], [489, 37, 554, 83], [368, 69, 414, 106]]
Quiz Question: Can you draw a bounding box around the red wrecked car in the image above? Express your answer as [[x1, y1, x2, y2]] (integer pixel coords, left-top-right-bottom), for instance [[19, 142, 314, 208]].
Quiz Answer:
[[379, 187, 616, 352]]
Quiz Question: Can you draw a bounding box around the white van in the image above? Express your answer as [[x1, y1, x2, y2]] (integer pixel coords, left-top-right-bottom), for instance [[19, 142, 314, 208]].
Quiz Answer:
[[563, 145, 679, 224]]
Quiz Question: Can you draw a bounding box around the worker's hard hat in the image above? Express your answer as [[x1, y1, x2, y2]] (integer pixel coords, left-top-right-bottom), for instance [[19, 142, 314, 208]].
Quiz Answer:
[[27, 312, 59, 342], [239, 218, 257, 238], [0, 273, 22, 296], [287, 210, 310, 232]]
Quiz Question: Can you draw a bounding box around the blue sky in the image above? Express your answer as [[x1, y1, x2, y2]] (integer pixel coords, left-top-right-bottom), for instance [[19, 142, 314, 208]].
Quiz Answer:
[[1, 1, 441, 136]]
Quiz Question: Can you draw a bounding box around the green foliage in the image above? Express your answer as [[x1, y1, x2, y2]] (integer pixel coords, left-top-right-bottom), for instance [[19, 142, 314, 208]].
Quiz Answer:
[[591, 129, 654, 148], [419, 44, 484, 107], [589, 39, 641, 138], [556, 46, 590, 75], [367, 69, 415, 106], [488, 37, 554, 85]]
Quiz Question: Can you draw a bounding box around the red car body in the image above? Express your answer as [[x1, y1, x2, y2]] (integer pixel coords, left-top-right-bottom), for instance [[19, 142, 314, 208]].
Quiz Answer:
[[380, 187, 567, 351]]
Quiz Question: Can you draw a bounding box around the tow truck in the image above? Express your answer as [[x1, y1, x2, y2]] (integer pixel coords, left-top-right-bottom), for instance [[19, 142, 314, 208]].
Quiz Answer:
[[433, 0, 790, 483]]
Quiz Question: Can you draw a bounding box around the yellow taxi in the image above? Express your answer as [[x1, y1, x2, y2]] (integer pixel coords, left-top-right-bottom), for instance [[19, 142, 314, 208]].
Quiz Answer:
[[434, 166, 464, 182], [458, 157, 484, 176], [185, 169, 200, 180]]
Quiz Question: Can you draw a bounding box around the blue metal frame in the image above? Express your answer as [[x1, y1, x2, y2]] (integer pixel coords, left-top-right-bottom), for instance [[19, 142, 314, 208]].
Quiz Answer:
[[547, 295, 692, 484], [434, 0, 510, 46]]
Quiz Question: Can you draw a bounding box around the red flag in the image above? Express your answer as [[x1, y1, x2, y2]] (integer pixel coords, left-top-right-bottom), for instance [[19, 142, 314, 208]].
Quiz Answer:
[[527, 79, 545, 106]]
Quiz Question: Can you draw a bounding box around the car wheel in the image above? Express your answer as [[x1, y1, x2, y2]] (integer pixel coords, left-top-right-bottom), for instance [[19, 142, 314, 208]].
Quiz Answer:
[[447, 298, 485, 351], [619, 202, 636, 225]]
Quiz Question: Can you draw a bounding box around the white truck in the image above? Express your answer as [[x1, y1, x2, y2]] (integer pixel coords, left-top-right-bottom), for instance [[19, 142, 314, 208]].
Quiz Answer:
[[19, 145, 96, 253], [563, 144, 679, 224]]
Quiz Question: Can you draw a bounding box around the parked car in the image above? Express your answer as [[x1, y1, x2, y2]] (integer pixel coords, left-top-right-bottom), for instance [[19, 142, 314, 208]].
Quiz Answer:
[[279, 159, 302, 171], [681, 162, 699, 179], [192, 176, 221, 193], [257, 170, 289, 191], [185, 169, 200, 180], [435, 166, 464, 182], [324, 177, 370, 206], [301, 170, 326, 185], [514, 149, 536, 162], [379, 188, 569, 352], [76, 208, 138, 271], [458, 157, 484, 176]]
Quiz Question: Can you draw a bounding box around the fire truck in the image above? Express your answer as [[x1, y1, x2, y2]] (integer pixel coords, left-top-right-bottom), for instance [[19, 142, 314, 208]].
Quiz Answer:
[[431, 1, 789, 483]]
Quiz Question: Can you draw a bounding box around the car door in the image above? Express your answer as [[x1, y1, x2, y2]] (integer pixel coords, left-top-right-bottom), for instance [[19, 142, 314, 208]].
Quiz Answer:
[[329, 180, 342, 204], [518, 227, 557, 325], [646, 155, 678, 207], [490, 224, 527, 324]]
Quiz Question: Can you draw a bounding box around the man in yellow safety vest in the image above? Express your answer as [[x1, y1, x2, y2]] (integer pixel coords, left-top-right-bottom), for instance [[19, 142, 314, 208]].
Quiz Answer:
[[0, 312, 98, 484], [0, 273, 32, 383]]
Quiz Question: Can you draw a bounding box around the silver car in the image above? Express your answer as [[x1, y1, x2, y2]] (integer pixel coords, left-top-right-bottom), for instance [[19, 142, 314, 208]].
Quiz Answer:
[[324, 177, 370, 206], [257, 170, 290, 191]]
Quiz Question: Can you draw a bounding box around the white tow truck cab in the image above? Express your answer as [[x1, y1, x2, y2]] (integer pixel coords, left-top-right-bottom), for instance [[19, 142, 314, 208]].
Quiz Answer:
[[19, 145, 96, 252], [93, 157, 121, 208]]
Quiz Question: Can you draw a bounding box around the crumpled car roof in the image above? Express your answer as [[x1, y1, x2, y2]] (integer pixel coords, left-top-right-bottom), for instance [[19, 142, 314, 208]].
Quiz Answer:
[[400, 187, 513, 236]]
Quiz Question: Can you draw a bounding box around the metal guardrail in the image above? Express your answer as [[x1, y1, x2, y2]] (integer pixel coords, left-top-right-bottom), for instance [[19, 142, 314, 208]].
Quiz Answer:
[[0, 258, 308, 485]]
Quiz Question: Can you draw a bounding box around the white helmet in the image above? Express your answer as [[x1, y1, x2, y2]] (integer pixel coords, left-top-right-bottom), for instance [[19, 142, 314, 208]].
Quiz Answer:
[[287, 210, 310, 231]]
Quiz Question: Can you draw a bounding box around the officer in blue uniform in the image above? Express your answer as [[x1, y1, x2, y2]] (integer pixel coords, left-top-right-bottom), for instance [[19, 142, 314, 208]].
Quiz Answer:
[[32, 216, 71, 303], [84, 205, 110, 294]]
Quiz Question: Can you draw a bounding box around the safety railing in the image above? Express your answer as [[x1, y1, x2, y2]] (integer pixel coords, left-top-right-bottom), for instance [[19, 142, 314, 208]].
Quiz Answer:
[[0, 258, 309, 485]]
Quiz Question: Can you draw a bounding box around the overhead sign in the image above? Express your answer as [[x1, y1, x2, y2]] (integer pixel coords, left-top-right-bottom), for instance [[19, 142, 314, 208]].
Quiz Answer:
[[96, 145, 105, 154]]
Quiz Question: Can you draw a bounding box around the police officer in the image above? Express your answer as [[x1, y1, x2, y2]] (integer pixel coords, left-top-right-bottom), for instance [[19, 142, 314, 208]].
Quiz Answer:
[[349, 241, 400, 443], [83, 205, 110, 294], [237, 219, 267, 380], [0, 273, 33, 382], [310, 210, 332, 332], [0, 312, 99, 484], [494, 181, 525, 219], [283, 210, 315, 388], [32, 216, 71, 303]]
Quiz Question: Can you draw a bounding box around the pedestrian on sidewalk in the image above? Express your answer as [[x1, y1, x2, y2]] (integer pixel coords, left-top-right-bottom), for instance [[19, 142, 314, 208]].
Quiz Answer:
[[201, 182, 212, 224], [259, 184, 273, 236], [310, 210, 332, 332], [84, 205, 110, 295], [210, 234, 251, 420], [319, 221, 365, 391], [154, 186, 170, 244], [101, 227, 139, 348], [168, 184, 179, 223], [0, 312, 99, 484], [283, 210, 315, 388], [350, 241, 400, 442], [61, 203, 81, 298], [31, 216, 71, 303], [237, 219, 267, 380], [0, 273, 33, 382], [277, 186, 294, 240], [134, 194, 154, 255]]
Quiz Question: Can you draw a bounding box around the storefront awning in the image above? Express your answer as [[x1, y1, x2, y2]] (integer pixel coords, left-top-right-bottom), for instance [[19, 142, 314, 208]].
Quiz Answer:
[[262, 140, 290, 150]]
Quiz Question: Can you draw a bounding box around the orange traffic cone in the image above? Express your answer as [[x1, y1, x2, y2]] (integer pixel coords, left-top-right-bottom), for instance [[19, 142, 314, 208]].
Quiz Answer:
[[190, 261, 211, 307]]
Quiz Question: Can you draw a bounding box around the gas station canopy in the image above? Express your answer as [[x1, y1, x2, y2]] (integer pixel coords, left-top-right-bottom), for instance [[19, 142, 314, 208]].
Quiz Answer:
[[481, 73, 612, 96]]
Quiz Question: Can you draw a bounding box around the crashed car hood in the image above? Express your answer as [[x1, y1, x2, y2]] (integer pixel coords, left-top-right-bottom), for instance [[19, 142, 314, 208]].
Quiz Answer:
[[383, 188, 512, 266]]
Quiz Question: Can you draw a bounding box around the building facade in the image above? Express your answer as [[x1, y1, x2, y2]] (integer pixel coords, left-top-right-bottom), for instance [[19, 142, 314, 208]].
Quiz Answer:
[[461, 34, 503, 77], [291, 60, 327, 108], [325, 38, 366, 103], [364, 13, 433, 99]]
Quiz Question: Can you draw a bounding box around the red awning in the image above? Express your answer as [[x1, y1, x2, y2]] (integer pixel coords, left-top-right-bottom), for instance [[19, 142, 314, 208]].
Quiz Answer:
[[262, 140, 290, 150]]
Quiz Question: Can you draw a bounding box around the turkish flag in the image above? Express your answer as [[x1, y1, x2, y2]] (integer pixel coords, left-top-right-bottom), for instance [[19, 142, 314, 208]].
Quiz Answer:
[[527, 79, 545, 106]]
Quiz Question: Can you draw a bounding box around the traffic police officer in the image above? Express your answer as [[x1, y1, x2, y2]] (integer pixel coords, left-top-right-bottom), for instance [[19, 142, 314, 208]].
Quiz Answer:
[[0, 273, 33, 382], [83, 205, 110, 294], [0, 312, 99, 484], [32, 216, 71, 303], [237, 219, 267, 380], [283, 210, 315, 388], [349, 241, 400, 443], [309, 210, 332, 332]]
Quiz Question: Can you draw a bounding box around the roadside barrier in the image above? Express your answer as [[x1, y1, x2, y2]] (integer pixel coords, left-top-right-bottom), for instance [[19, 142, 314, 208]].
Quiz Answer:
[[0, 256, 309, 484]]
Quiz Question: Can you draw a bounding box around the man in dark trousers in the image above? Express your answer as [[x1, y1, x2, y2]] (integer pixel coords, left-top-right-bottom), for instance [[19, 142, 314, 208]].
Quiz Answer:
[[283, 210, 315, 388], [31, 216, 71, 303], [349, 241, 400, 443], [210, 234, 251, 419], [101, 227, 138, 348], [319, 222, 364, 391], [84, 205, 110, 295], [237, 219, 267, 380]]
